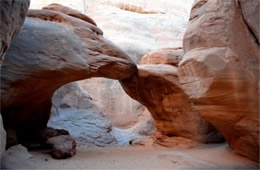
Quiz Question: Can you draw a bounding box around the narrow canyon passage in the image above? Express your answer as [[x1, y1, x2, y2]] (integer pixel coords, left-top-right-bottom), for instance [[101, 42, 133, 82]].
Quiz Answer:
[[0, 0, 259, 169]]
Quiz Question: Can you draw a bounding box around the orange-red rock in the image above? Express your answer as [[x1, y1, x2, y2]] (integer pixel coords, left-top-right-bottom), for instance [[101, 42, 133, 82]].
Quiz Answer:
[[1, 6, 136, 149], [179, 0, 259, 162], [121, 64, 223, 143]]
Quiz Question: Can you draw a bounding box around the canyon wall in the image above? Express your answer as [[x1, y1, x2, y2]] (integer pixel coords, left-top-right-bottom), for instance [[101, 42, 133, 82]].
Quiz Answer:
[[0, 0, 30, 164], [178, 0, 259, 162], [1, 0, 258, 162]]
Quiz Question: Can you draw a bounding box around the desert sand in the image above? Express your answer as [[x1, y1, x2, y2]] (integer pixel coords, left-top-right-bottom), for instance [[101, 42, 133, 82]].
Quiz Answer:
[[2, 143, 258, 169]]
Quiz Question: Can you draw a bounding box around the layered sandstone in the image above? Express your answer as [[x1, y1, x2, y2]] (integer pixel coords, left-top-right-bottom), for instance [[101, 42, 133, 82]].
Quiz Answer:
[[121, 64, 223, 143], [178, 0, 259, 162], [1, 5, 136, 152], [29, 0, 194, 133]]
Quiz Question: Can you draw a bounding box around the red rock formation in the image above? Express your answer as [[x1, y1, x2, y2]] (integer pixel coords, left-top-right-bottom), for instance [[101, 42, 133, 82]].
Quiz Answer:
[[140, 48, 183, 67], [178, 0, 259, 162], [0, 0, 30, 65], [42, 3, 97, 26], [0, 5, 136, 152], [121, 64, 223, 143]]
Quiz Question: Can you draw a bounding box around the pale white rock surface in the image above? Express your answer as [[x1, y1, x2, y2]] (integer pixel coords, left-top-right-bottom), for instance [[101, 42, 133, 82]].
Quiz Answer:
[[49, 82, 117, 147], [49, 82, 155, 146], [1, 145, 34, 169], [84, 0, 193, 62], [78, 78, 145, 129]]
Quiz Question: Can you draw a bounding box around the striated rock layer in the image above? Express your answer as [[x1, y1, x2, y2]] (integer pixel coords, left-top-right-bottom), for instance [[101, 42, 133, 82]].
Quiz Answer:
[[1, 4, 136, 149], [121, 64, 223, 143], [178, 0, 259, 162]]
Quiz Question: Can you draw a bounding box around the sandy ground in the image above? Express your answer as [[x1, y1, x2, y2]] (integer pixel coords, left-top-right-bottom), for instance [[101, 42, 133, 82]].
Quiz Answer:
[[1, 143, 258, 169]]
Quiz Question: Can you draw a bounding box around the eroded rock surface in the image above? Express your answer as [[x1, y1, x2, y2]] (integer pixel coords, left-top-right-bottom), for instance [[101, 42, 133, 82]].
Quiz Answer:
[[49, 82, 117, 147], [29, 1, 194, 135], [179, 0, 259, 162], [0, 0, 30, 65], [140, 48, 183, 66], [1, 5, 136, 151], [78, 78, 145, 129], [121, 64, 223, 143]]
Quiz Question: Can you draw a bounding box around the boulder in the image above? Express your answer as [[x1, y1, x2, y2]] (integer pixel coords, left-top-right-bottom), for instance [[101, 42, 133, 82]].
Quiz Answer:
[[0, 0, 30, 65], [140, 47, 183, 66], [0, 5, 136, 149], [46, 135, 76, 159], [179, 0, 259, 162], [1, 145, 34, 169], [120, 64, 223, 143]]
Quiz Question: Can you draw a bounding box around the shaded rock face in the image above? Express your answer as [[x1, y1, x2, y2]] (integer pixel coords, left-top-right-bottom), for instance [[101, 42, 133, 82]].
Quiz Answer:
[[0, 115, 6, 159], [0, 0, 30, 164], [179, 0, 259, 162], [239, 0, 259, 43], [78, 78, 145, 129], [1, 5, 136, 148], [121, 64, 223, 143], [49, 82, 117, 147], [0, 0, 30, 65]]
